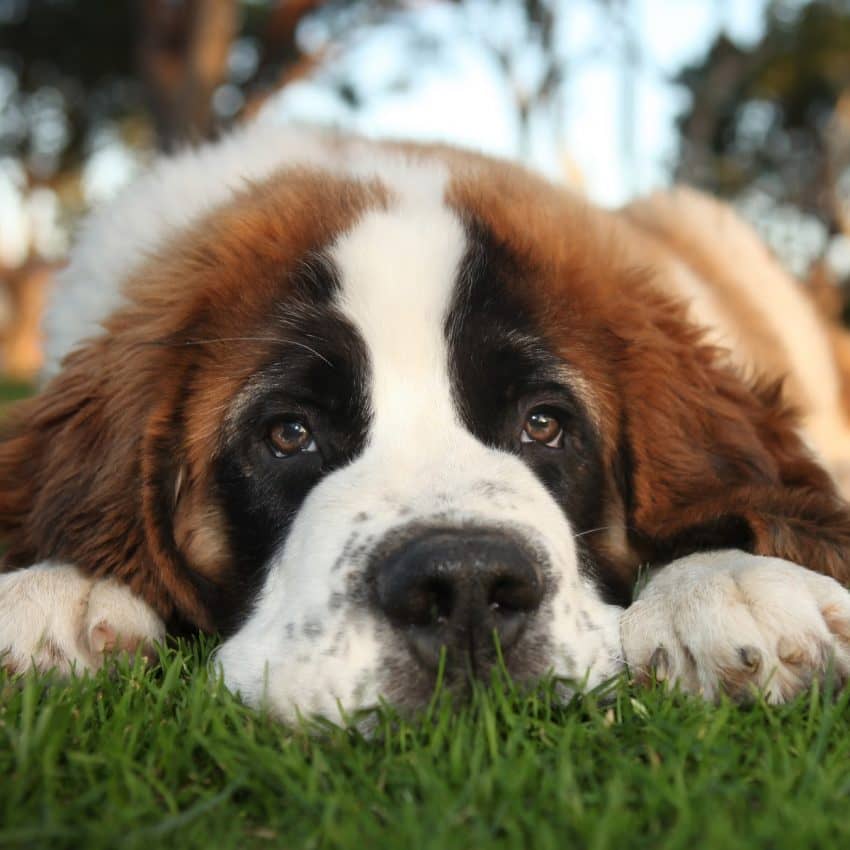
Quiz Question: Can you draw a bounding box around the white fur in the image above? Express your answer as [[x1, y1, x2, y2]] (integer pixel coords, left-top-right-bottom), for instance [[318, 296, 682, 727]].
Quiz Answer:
[[216, 163, 622, 720], [621, 550, 850, 702], [0, 563, 164, 674]]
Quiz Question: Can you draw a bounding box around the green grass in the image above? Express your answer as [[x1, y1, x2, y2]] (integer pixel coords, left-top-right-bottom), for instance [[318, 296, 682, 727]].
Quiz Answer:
[[2, 641, 850, 850], [0, 380, 34, 406]]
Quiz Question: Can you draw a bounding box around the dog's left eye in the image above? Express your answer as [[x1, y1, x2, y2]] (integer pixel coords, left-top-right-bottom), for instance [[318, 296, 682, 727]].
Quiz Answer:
[[520, 410, 564, 448], [267, 420, 318, 458]]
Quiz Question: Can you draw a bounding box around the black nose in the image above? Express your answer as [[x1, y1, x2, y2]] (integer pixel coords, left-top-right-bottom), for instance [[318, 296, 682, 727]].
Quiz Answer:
[[374, 529, 545, 672]]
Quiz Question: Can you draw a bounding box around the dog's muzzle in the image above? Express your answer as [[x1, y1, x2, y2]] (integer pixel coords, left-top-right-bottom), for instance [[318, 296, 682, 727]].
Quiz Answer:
[[374, 528, 545, 673]]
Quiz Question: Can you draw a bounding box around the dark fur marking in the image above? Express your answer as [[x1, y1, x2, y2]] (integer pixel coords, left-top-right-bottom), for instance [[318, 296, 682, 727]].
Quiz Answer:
[[447, 219, 610, 599], [213, 278, 373, 635], [579, 610, 598, 633], [303, 618, 324, 639]]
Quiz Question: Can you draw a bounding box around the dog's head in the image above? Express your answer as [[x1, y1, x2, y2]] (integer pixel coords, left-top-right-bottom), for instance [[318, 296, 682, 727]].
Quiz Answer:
[[0, 130, 837, 719]]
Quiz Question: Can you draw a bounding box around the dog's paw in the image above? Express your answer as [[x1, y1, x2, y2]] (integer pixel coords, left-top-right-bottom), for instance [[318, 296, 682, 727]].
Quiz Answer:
[[0, 563, 164, 675], [620, 550, 850, 703]]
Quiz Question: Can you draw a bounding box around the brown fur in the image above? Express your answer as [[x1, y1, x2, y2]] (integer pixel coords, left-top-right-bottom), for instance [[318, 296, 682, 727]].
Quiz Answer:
[[448, 161, 850, 589], [622, 190, 798, 397], [805, 259, 850, 422]]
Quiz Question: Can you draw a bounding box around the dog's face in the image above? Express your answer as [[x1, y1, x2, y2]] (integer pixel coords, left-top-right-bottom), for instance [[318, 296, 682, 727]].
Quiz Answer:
[[2, 135, 834, 720], [210, 169, 624, 716]]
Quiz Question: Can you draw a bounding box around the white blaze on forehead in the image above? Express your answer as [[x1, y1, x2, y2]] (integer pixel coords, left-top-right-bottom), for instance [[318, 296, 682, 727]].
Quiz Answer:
[[331, 166, 466, 440]]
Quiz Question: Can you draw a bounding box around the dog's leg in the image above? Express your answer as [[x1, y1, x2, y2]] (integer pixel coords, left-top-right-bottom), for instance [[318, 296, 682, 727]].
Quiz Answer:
[[0, 563, 164, 675], [620, 550, 850, 702]]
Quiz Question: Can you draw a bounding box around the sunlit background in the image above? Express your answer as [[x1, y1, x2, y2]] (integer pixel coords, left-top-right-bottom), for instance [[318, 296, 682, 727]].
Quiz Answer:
[[1, 0, 849, 381]]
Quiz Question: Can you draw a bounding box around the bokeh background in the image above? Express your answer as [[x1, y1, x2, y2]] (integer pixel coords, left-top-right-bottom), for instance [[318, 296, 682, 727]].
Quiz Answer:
[[1, 0, 849, 384]]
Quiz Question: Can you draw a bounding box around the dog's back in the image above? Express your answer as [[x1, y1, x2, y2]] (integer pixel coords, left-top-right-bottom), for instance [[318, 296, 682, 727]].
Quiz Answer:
[[621, 186, 850, 496]]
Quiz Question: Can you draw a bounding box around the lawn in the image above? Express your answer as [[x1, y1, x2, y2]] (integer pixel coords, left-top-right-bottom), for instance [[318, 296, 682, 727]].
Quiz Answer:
[[0, 380, 35, 406], [2, 639, 850, 850]]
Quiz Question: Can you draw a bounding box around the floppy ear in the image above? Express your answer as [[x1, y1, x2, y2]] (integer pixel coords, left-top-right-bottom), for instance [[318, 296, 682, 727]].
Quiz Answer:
[[0, 333, 216, 631], [617, 287, 850, 585]]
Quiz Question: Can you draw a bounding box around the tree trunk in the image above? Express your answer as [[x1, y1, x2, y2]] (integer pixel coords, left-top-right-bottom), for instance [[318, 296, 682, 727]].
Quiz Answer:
[[136, 0, 238, 151]]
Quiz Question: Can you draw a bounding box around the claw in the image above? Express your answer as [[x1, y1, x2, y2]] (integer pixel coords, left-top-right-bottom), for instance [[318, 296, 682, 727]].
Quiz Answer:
[[738, 645, 762, 673], [649, 646, 669, 682], [88, 621, 117, 654], [821, 604, 850, 644], [777, 637, 805, 666]]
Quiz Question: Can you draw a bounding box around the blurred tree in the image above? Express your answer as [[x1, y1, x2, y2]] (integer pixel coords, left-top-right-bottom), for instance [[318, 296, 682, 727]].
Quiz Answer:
[[138, 0, 238, 149], [0, 0, 343, 378], [1, 1, 139, 185], [674, 0, 850, 281], [0, 1, 342, 177], [0, 0, 609, 186]]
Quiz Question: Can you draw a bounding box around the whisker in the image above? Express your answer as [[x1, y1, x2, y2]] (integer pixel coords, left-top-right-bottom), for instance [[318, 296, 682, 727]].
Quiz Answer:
[[176, 336, 283, 345], [573, 525, 617, 540], [572, 523, 639, 540], [158, 336, 335, 368]]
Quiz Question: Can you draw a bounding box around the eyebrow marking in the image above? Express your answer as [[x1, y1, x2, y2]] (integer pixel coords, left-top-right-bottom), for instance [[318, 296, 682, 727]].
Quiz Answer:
[[331, 164, 466, 444], [551, 364, 602, 431]]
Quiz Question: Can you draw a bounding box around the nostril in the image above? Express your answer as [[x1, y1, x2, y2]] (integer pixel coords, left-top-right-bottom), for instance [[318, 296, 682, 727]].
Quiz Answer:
[[407, 577, 454, 627], [377, 558, 459, 629], [489, 580, 521, 612], [488, 573, 544, 615]]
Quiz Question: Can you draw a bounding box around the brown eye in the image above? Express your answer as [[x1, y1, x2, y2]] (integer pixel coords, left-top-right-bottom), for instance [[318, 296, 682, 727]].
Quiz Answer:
[[521, 410, 564, 448], [268, 421, 317, 458]]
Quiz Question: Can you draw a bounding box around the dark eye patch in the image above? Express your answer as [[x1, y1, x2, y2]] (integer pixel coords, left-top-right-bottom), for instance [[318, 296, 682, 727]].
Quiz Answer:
[[209, 300, 371, 634], [453, 337, 605, 533], [447, 217, 610, 577]]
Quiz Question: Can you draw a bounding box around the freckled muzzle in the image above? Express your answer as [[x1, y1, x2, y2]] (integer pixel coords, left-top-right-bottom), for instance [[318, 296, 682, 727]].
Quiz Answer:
[[372, 528, 546, 675]]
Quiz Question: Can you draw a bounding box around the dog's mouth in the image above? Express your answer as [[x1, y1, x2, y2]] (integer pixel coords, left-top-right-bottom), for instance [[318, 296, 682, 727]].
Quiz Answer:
[[376, 621, 556, 713]]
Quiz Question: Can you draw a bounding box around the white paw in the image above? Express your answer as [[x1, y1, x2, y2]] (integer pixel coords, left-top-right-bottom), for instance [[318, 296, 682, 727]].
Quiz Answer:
[[0, 562, 165, 675], [620, 550, 850, 703]]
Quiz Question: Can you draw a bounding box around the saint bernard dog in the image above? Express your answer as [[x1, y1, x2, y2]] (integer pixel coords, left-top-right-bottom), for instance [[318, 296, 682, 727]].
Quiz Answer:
[[2, 122, 850, 721]]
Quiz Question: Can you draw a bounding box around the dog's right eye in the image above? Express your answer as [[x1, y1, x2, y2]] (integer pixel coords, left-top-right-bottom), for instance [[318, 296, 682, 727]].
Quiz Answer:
[[267, 421, 317, 458], [520, 408, 564, 448]]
